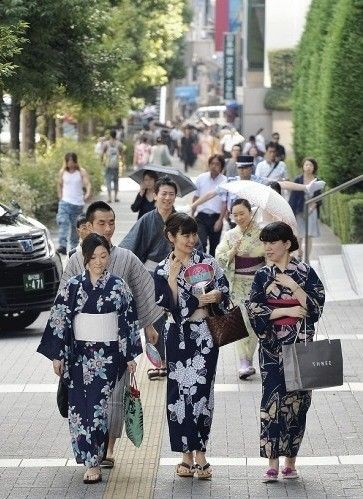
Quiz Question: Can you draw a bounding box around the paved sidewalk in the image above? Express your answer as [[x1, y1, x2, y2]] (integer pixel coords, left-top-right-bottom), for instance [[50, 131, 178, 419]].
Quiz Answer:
[[0, 168, 362, 498], [104, 174, 363, 498], [153, 299, 363, 499]]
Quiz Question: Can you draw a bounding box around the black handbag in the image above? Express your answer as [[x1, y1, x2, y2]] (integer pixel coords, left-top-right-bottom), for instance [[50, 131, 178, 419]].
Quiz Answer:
[[57, 377, 68, 418], [206, 300, 249, 347], [56, 336, 74, 419]]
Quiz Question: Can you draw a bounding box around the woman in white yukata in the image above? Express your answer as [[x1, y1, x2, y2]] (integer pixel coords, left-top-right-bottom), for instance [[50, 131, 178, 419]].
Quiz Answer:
[[37, 234, 141, 484]]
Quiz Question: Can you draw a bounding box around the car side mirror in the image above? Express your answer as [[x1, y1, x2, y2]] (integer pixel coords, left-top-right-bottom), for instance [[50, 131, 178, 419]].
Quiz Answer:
[[10, 200, 22, 214]]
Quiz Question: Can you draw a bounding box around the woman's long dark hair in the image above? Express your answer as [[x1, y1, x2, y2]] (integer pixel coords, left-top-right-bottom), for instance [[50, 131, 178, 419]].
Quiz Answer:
[[63, 152, 80, 171]]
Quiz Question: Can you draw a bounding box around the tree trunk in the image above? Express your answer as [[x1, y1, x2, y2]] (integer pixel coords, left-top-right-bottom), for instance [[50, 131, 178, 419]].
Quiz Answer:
[[46, 115, 56, 144], [88, 118, 97, 136], [9, 99, 21, 157], [22, 108, 36, 155], [77, 120, 89, 142], [56, 117, 64, 138]]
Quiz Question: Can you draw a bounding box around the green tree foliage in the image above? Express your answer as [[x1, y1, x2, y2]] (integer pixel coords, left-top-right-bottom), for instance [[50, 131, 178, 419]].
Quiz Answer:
[[1, 0, 190, 137], [0, 22, 26, 89], [292, 0, 336, 166], [317, 0, 363, 186], [1, 0, 120, 106], [269, 50, 295, 90], [292, 0, 363, 187], [264, 49, 295, 111], [111, 0, 190, 101]]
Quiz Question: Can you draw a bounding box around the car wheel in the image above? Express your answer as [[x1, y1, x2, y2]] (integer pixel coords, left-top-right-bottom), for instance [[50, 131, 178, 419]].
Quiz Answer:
[[0, 311, 41, 330]]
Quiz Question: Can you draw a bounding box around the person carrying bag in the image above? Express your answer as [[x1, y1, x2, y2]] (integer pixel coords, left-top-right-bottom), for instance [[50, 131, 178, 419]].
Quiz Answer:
[[246, 222, 325, 483]]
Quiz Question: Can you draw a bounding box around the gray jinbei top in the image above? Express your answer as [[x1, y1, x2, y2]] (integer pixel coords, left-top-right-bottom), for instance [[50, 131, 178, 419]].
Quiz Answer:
[[60, 246, 162, 328]]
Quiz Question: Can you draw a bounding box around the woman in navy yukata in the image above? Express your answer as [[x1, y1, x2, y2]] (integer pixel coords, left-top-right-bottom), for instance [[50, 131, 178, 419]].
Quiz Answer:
[[246, 222, 325, 483], [154, 213, 229, 480], [37, 233, 141, 484]]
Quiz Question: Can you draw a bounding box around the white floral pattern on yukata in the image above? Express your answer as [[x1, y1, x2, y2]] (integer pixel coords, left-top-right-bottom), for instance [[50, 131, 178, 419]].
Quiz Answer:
[[154, 250, 229, 453], [37, 270, 141, 467]]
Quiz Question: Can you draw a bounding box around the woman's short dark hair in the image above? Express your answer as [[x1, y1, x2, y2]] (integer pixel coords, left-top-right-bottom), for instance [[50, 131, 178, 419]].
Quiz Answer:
[[82, 233, 110, 266], [164, 212, 198, 239], [208, 154, 225, 170], [302, 157, 318, 174], [231, 198, 252, 212], [143, 170, 159, 181], [259, 222, 299, 253]]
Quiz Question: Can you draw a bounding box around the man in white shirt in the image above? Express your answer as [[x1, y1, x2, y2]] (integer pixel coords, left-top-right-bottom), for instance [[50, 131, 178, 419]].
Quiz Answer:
[[255, 142, 289, 181], [192, 154, 227, 256], [220, 128, 244, 158]]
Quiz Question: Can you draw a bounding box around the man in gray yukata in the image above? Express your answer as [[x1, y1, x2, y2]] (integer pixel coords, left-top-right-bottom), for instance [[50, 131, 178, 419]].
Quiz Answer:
[[119, 177, 178, 380], [60, 200, 161, 467]]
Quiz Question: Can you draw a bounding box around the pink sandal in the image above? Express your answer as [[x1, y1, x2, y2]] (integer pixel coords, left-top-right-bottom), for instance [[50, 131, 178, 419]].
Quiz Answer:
[[281, 467, 298, 479], [262, 468, 279, 483]]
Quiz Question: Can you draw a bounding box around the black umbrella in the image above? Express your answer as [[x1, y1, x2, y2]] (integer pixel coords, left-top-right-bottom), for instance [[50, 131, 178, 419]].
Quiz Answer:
[[129, 165, 196, 197]]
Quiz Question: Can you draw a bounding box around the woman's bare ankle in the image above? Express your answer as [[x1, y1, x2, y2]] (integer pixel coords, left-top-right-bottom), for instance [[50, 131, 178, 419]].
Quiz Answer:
[[195, 451, 207, 466], [182, 452, 194, 465], [268, 458, 279, 470], [284, 457, 296, 469]]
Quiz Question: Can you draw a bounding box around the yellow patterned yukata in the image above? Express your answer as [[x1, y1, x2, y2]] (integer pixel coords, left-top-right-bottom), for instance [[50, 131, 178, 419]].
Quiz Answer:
[[215, 223, 265, 363]]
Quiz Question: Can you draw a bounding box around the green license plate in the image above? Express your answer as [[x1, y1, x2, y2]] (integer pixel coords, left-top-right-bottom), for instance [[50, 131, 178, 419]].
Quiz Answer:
[[23, 272, 45, 292]]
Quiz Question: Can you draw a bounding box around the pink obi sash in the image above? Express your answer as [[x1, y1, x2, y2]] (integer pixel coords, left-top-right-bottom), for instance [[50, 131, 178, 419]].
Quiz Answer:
[[234, 255, 265, 276], [267, 298, 300, 326]]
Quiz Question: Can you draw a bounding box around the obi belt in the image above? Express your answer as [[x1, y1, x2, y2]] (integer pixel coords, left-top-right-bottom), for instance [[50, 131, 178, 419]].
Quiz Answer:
[[73, 312, 119, 341], [234, 255, 265, 276], [267, 298, 300, 326]]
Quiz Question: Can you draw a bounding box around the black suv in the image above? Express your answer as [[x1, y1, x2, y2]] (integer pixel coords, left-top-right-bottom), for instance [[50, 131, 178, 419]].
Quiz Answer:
[[0, 202, 62, 330]]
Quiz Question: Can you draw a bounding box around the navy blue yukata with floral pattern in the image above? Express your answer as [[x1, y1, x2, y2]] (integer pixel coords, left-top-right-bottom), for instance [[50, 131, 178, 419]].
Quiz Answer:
[[37, 271, 141, 468], [154, 250, 229, 453], [246, 258, 325, 459]]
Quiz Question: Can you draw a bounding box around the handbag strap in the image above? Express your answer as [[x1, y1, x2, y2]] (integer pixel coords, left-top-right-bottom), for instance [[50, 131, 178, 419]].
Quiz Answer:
[[294, 319, 307, 345], [294, 307, 327, 346], [320, 314, 331, 343]]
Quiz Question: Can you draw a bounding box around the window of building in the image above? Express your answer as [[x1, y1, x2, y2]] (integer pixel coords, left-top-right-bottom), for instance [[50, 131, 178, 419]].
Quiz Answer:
[[247, 0, 265, 70]]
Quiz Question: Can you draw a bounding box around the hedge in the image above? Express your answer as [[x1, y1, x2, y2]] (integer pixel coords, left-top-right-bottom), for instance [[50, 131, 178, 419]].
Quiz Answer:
[[349, 199, 363, 243], [265, 49, 295, 111], [316, 0, 363, 187], [292, 0, 336, 166], [292, 0, 363, 188], [0, 139, 103, 222], [264, 88, 292, 111], [268, 49, 295, 90], [320, 191, 363, 244]]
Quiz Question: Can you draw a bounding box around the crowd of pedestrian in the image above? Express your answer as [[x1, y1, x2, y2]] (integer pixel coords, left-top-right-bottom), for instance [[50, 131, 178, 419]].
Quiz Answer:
[[41, 120, 328, 486]]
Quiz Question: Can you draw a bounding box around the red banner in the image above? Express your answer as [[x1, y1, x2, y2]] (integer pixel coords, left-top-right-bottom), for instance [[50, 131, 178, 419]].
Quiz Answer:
[[215, 0, 229, 51]]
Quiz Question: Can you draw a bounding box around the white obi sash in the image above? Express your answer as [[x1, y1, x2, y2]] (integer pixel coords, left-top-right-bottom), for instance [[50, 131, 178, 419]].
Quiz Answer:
[[73, 312, 118, 341]]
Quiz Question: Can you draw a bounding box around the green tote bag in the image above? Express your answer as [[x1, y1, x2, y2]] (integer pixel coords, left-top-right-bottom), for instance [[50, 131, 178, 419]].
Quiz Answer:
[[123, 373, 144, 447]]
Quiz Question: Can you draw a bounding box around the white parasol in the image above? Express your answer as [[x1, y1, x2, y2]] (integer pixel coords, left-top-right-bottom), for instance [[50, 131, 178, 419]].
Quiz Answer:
[[219, 180, 297, 231]]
